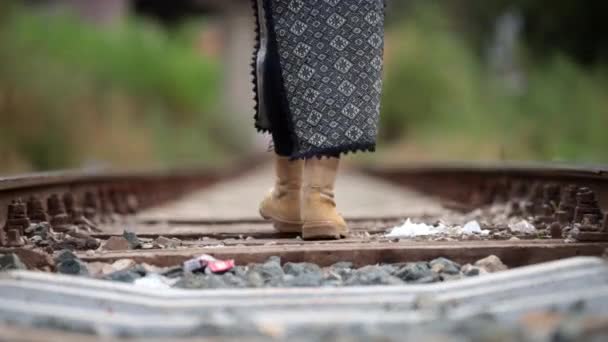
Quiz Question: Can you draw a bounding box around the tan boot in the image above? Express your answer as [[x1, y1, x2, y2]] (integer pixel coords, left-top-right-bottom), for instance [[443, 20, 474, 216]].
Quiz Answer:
[[259, 156, 304, 232], [302, 158, 349, 240]]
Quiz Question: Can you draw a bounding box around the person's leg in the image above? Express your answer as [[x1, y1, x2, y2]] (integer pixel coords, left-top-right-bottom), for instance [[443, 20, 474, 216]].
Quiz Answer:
[[259, 154, 304, 232], [301, 157, 348, 240], [254, 0, 385, 239]]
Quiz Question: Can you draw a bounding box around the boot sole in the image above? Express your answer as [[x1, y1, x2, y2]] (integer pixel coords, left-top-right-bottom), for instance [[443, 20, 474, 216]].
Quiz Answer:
[[259, 210, 303, 233], [302, 222, 348, 240]]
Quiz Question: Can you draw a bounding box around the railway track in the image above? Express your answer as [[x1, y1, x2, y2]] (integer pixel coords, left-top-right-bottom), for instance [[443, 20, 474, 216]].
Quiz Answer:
[[1, 160, 608, 340]]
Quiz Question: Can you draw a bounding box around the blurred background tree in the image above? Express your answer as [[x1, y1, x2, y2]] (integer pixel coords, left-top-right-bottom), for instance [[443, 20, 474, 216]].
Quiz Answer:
[[377, 0, 608, 164], [1, 0, 607, 174]]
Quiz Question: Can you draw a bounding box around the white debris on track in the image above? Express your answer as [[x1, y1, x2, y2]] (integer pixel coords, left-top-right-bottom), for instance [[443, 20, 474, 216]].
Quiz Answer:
[[508, 219, 536, 234], [386, 219, 445, 238], [386, 219, 490, 238], [462, 221, 482, 235]]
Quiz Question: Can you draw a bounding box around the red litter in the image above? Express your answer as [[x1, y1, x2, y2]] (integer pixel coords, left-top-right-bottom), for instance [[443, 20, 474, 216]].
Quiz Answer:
[[207, 259, 235, 273], [183, 254, 235, 274]]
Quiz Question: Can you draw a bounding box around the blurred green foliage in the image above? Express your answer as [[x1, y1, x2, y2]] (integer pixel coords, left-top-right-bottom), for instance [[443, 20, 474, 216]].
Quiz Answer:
[[0, 5, 241, 174], [2, 2, 608, 173], [378, 2, 608, 163]]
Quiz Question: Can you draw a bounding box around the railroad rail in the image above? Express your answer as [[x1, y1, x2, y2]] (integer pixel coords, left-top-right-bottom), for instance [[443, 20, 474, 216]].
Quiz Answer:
[[1, 161, 608, 340]]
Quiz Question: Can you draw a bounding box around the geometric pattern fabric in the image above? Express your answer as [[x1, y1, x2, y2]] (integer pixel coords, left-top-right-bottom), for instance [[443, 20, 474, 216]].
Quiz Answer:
[[256, 0, 385, 158]]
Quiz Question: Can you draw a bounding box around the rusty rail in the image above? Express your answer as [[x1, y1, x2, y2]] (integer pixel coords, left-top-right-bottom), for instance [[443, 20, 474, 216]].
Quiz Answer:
[[0, 157, 263, 247], [2, 160, 608, 256]]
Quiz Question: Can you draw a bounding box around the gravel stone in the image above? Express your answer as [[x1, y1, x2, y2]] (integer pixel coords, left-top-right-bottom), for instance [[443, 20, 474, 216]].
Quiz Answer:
[[104, 269, 142, 283], [54, 249, 78, 264], [331, 261, 354, 270], [175, 272, 247, 289], [221, 273, 248, 288], [394, 262, 434, 282], [283, 262, 322, 276], [0, 253, 27, 271], [282, 262, 324, 287], [322, 271, 344, 287], [30, 235, 43, 244], [344, 265, 404, 286], [174, 273, 214, 289], [25, 222, 50, 239], [57, 259, 89, 276], [162, 266, 184, 279], [430, 257, 461, 275], [285, 272, 324, 287], [247, 257, 284, 286], [55, 250, 89, 276], [185, 274, 226, 289], [329, 262, 354, 280], [379, 264, 399, 274], [461, 264, 484, 277], [232, 265, 249, 278], [440, 273, 463, 282], [123, 230, 142, 249], [48, 252, 506, 290], [413, 274, 441, 284], [246, 270, 265, 288], [474, 255, 508, 273]]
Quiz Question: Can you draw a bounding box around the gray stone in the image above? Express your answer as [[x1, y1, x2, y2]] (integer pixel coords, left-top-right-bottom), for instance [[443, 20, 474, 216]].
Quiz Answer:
[[248, 257, 284, 286], [440, 273, 463, 282], [30, 235, 43, 244], [162, 266, 184, 279], [329, 261, 354, 280], [283, 262, 322, 276], [394, 263, 434, 282], [221, 273, 248, 288], [330, 261, 353, 270], [461, 264, 484, 277], [286, 273, 324, 287], [104, 268, 143, 283], [57, 259, 89, 276], [430, 257, 461, 275], [174, 274, 228, 289], [413, 274, 441, 284], [232, 265, 249, 278], [380, 264, 399, 274], [322, 271, 343, 287], [198, 275, 227, 289], [84, 237, 100, 250], [54, 249, 78, 264], [344, 265, 404, 286], [54, 249, 89, 276], [282, 262, 324, 287], [246, 271, 265, 288], [173, 274, 206, 289], [36, 239, 50, 247], [123, 230, 142, 249], [25, 222, 50, 239], [0, 253, 27, 271]]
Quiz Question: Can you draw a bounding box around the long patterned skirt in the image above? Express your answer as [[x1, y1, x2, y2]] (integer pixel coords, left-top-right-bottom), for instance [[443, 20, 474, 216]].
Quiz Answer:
[[252, 0, 386, 159]]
